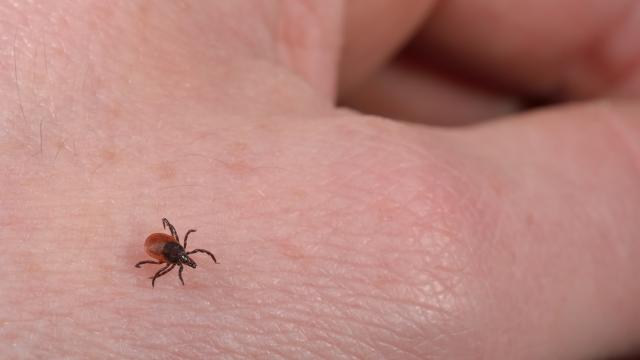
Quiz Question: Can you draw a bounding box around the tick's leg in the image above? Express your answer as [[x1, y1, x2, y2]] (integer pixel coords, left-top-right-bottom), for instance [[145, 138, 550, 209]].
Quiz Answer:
[[151, 263, 175, 279], [151, 264, 175, 287], [187, 249, 218, 263], [135, 260, 162, 268], [178, 264, 185, 286], [162, 218, 179, 242], [183, 229, 197, 249]]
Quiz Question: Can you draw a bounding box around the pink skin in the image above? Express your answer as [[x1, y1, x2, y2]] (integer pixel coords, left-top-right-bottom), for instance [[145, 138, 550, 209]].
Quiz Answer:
[[1, 1, 640, 359]]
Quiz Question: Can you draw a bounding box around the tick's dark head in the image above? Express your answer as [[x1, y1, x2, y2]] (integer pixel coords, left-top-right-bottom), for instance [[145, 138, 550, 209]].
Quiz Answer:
[[181, 255, 197, 268], [162, 242, 186, 264], [162, 242, 197, 267]]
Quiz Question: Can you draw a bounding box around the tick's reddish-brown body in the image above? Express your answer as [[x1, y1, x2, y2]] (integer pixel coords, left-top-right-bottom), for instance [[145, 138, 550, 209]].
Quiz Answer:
[[135, 218, 218, 287], [144, 233, 177, 262]]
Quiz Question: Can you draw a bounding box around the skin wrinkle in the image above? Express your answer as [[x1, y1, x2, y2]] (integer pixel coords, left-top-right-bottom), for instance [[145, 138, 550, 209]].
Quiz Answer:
[[192, 208, 458, 354], [290, 299, 405, 339], [272, 274, 452, 352], [268, 284, 448, 335], [12, 30, 27, 128], [296, 186, 464, 346], [288, 264, 446, 314], [216, 324, 312, 357]]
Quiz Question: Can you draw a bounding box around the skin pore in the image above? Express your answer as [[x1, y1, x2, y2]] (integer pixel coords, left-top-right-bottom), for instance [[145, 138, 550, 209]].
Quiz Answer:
[[1, 1, 640, 359]]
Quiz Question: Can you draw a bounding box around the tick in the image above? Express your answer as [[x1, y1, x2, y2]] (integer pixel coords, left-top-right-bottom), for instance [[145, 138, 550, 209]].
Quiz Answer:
[[135, 218, 218, 287]]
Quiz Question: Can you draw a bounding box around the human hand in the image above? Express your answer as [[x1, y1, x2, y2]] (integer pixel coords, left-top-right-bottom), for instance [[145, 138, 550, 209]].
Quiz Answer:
[[1, 1, 639, 359]]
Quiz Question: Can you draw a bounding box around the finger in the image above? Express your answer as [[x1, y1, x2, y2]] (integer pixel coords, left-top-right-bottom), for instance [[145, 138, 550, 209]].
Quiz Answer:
[[340, 56, 521, 125], [413, 0, 640, 99], [339, 0, 435, 94], [460, 101, 640, 358]]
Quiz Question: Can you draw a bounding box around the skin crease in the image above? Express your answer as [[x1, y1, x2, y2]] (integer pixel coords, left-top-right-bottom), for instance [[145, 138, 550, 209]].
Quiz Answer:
[[0, 1, 640, 359]]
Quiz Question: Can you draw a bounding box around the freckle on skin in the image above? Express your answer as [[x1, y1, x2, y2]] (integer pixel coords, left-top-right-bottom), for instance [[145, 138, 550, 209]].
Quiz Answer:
[[104, 104, 123, 119], [91, 149, 119, 173], [277, 238, 307, 261], [489, 178, 506, 198], [229, 141, 249, 154], [100, 149, 118, 162], [222, 160, 253, 175], [291, 189, 308, 199], [372, 274, 397, 290], [53, 140, 68, 161], [256, 120, 277, 132], [526, 213, 535, 228], [152, 161, 177, 180]]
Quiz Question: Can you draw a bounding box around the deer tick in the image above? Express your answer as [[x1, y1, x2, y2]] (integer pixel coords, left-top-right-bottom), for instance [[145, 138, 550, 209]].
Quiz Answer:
[[135, 218, 218, 287]]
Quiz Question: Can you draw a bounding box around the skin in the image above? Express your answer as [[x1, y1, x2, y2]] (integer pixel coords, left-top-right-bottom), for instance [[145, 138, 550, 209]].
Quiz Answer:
[[1, 1, 639, 359]]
